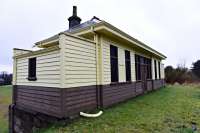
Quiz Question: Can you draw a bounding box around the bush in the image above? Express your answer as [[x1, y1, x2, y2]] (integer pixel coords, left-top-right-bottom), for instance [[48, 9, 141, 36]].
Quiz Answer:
[[0, 71, 12, 85], [165, 66, 193, 84]]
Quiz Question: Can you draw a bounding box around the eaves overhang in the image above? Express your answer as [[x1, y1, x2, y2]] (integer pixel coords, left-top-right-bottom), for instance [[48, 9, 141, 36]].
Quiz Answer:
[[73, 21, 167, 59], [34, 21, 166, 59]]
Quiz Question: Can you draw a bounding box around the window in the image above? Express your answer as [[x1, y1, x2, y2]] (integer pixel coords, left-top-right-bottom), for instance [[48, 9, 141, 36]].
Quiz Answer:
[[158, 61, 161, 79], [135, 55, 141, 80], [146, 58, 152, 79], [125, 50, 131, 81], [136, 55, 152, 80], [110, 45, 118, 82], [28, 57, 37, 81], [154, 60, 157, 79]]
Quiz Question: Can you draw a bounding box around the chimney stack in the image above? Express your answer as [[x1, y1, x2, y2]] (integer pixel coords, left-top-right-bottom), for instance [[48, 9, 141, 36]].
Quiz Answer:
[[68, 6, 81, 29]]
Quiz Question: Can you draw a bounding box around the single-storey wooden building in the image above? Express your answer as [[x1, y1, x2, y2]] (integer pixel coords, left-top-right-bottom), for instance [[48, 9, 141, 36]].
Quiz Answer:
[[12, 6, 166, 121]]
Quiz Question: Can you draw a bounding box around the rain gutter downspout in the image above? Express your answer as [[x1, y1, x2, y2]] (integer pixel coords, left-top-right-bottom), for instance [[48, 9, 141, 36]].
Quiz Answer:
[[79, 26, 103, 118]]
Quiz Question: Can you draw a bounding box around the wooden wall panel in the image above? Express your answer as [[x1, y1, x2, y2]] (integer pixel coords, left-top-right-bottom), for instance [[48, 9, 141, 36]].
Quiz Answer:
[[64, 85, 97, 117], [147, 80, 153, 91], [62, 35, 97, 88], [16, 50, 61, 88], [118, 47, 126, 82], [161, 64, 165, 79], [135, 81, 143, 95], [102, 37, 137, 85], [153, 79, 164, 90], [102, 39, 111, 84], [15, 85, 63, 118], [101, 83, 136, 107], [14, 80, 165, 118]]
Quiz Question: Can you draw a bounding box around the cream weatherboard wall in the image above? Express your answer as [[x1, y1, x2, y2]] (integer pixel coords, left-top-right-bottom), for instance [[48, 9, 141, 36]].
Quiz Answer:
[[15, 49, 61, 88], [102, 38, 111, 85], [59, 34, 97, 88], [157, 60, 160, 79], [151, 58, 164, 80], [14, 33, 165, 89], [152, 58, 155, 80], [102, 36, 164, 84], [161, 63, 165, 79], [118, 47, 126, 82], [14, 49, 31, 56], [130, 52, 136, 81], [102, 37, 136, 84]]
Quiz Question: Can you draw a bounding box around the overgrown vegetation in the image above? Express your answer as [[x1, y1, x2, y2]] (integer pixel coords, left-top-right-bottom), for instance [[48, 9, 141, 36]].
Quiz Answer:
[[36, 85, 200, 133], [0, 71, 12, 86], [0, 85, 12, 133], [192, 60, 200, 79], [165, 60, 200, 84], [1, 85, 200, 133]]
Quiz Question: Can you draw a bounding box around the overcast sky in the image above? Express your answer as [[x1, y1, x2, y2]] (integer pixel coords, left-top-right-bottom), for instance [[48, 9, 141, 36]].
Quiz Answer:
[[1, 0, 200, 73]]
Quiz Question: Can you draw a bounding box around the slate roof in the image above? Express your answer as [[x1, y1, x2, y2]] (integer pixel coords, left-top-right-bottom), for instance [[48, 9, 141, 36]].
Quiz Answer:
[[35, 16, 101, 45], [65, 16, 101, 33]]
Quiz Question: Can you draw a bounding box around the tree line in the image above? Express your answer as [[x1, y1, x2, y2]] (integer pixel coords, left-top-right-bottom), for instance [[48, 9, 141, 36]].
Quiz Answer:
[[165, 60, 200, 84], [0, 71, 12, 85]]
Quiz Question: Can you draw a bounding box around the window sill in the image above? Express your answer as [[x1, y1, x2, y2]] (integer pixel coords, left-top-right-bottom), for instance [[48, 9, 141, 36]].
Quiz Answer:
[[27, 77, 37, 81], [110, 81, 133, 86]]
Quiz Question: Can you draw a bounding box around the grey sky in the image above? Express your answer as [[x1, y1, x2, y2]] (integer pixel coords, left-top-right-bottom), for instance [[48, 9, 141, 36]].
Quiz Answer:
[[1, 0, 200, 73]]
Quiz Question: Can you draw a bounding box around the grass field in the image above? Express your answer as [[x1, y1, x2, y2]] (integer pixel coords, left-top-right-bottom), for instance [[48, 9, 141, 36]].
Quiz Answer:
[[0, 85, 12, 133], [1, 85, 200, 133], [37, 85, 200, 133]]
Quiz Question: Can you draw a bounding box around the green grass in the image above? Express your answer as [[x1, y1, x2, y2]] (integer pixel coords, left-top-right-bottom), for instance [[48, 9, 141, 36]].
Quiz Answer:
[[0, 85, 12, 133], [37, 85, 200, 133], [1, 85, 200, 133]]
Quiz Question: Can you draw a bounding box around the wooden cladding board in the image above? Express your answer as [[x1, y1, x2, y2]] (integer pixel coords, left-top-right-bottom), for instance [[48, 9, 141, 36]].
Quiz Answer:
[[14, 80, 165, 118], [102, 83, 136, 107], [14, 85, 97, 118], [15, 85, 63, 118], [62, 35, 97, 88], [64, 85, 97, 117], [102, 38, 137, 84], [16, 50, 61, 88], [147, 80, 153, 91], [135, 81, 143, 95], [153, 79, 164, 90]]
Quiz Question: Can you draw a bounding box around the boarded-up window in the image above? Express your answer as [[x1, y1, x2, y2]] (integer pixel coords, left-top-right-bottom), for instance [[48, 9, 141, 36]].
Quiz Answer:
[[154, 60, 157, 79], [158, 61, 161, 79], [125, 50, 131, 81], [28, 57, 37, 81], [110, 45, 119, 82], [136, 55, 152, 80], [145, 58, 152, 79], [135, 55, 141, 80]]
